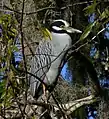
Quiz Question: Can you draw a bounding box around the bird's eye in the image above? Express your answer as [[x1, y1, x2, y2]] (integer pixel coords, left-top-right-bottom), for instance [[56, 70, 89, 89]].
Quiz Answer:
[[60, 25, 64, 28]]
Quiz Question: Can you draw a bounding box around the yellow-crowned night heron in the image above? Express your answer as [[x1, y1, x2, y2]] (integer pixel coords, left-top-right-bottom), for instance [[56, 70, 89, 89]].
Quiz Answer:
[[29, 19, 82, 98]]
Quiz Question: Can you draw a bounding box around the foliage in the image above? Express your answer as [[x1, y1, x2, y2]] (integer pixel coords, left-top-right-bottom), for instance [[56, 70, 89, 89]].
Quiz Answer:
[[0, 0, 109, 118], [80, 21, 96, 40], [0, 14, 22, 109]]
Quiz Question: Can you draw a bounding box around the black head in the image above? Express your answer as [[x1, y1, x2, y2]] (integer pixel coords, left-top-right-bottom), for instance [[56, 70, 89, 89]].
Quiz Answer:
[[50, 19, 82, 34]]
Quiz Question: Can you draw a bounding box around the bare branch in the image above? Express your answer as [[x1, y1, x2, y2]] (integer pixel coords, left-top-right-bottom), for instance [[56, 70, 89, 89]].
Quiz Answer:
[[19, 0, 28, 116], [3, 1, 94, 15]]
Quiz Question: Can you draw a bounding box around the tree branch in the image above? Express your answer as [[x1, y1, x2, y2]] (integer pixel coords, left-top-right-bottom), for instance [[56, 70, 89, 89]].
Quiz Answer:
[[3, 1, 94, 15]]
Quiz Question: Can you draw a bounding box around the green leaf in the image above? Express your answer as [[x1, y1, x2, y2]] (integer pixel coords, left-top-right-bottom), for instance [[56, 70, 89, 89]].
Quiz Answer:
[[41, 27, 52, 40], [11, 45, 19, 52], [0, 66, 7, 72], [31, 116, 35, 119], [0, 81, 5, 94], [0, 19, 2, 24], [80, 21, 96, 40], [100, 7, 109, 20], [78, 107, 86, 119], [11, 28, 17, 34], [8, 39, 13, 45], [83, 0, 98, 16]]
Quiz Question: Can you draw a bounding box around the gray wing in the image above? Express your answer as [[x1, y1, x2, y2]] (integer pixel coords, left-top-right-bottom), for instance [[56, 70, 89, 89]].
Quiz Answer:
[[29, 40, 52, 98]]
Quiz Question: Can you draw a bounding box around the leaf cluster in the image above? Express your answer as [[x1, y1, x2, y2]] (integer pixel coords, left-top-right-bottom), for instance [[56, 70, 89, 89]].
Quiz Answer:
[[0, 14, 24, 112]]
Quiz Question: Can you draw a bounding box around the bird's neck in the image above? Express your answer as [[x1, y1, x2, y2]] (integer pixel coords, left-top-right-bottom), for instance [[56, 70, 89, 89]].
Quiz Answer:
[[51, 32, 72, 54]]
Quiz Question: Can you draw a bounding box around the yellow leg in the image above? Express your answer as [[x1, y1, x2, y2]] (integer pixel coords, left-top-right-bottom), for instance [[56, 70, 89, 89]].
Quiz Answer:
[[42, 84, 46, 96], [42, 84, 48, 103]]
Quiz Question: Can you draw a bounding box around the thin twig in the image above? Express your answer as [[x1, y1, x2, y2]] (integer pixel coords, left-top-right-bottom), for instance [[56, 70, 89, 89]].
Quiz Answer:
[[65, 27, 106, 55], [19, 0, 28, 116], [50, 93, 67, 119], [3, 1, 94, 15], [9, 81, 25, 118], [34, 46, 67, 76], [4, 5, 55, 15], [21, 70, 47, 87]]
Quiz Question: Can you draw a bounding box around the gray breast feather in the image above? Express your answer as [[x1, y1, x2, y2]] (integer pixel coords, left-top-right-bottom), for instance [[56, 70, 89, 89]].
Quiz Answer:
[[29, 40, 53, 97]]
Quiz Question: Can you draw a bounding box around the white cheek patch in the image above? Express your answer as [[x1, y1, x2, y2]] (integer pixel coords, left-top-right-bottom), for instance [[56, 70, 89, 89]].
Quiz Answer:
[[52, 19, 82, 33], [52, 26, 63, 31]]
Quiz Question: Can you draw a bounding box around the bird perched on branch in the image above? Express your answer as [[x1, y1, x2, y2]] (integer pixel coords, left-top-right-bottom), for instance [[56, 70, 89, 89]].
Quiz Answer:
[[29, 19, 82, 99]]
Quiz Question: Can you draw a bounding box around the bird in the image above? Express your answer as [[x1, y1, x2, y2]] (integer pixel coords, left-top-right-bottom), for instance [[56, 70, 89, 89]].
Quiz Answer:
[[29, 19, 82, 99]]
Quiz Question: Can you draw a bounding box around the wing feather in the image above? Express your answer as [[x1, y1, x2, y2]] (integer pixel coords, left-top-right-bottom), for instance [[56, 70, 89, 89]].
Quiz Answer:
[[29, 40, 53, 97]]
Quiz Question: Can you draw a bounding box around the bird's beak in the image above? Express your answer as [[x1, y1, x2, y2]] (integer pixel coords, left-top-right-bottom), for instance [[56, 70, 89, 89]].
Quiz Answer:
[[63, 27, 82, 34]]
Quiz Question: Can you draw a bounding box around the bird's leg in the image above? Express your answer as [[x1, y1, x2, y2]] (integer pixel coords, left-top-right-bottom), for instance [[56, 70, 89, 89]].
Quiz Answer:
[[42, 84, 48, 103], [43, 84, 46, 96]]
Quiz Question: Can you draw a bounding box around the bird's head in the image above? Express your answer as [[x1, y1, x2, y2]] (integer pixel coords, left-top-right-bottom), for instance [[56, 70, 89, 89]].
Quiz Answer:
[[50, 19, 82, 34], [42, 19, 82, 41], [48, 19, 82, 47]]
